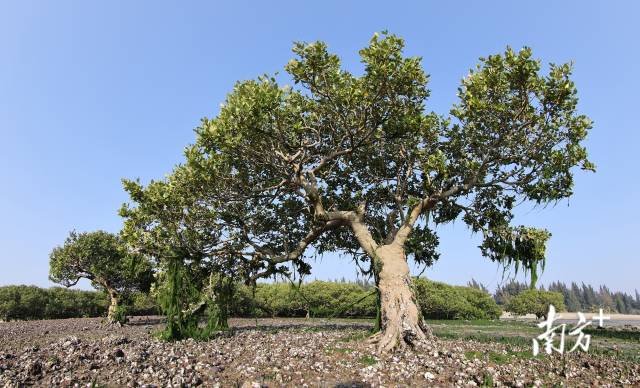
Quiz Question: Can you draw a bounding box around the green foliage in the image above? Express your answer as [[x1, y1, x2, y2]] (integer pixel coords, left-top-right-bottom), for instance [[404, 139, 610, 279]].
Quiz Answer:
[[110, 305, 128, 324], [480, 373, 494, 388], [505, 289, 565, 318], [125, 291, 161, 316], [548, 281, 640, 314], [155, 259, 235, 341], [49, 230, 153, 296], [359, 355, 377, 366], [155, 258, 201, 341], [0, 285, 47, 321], [414, 278, 501, 320], [467, 278, 489, 293], [232, 279, 500, 321], [45, 287, 109, 318], [49, 230, 154, 323], [481, 227, 551, 289], [204, 273, 235, 331], [494, 280, 640, 314], [232, 281, 377, 318], [121, 32, 593, 340], [0, 285, 108, 321], [121, 155, 243, 339], [130, 32, 594, 284], [14, 279, 638, 323], [494, 280, 529, 305]]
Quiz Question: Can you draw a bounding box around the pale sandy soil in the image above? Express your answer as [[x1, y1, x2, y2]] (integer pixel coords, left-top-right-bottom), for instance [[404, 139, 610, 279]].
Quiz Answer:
[[501, 312, 640, 326]]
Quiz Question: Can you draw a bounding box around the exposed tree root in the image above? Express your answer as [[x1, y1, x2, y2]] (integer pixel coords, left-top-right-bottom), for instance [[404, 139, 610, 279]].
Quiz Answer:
[[369, 318, 430, 353]]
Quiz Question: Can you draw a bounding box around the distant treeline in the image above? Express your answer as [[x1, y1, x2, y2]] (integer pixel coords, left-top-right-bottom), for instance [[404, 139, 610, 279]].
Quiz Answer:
[[0, 286, 107, 320], [2, 278, 638, 321], [0, 285, 158, 321], [1, 279, 500, 321], [488, 280, 640, 314], [336, 277, 640, 314]]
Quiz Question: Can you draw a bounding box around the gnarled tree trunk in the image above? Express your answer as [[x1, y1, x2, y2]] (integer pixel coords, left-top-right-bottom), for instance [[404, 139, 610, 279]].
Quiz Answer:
[[370, 243, 428, 353], [106, 289, 120, 323]]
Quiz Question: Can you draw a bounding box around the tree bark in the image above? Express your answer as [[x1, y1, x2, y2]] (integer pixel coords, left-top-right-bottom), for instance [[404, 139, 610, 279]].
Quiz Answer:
[[106, 289, 121, 324], [373, 269, 382, 333], [369, 243, 428, 353]]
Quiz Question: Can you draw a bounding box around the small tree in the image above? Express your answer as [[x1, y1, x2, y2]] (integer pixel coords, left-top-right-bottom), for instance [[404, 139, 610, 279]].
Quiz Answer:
[[49, 230, 153, 323], [506, 289, 565, 319]]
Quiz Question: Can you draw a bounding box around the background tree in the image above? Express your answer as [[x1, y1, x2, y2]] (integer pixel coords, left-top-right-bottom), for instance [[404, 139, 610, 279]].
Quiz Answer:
[[467, 278, 489, 293], [0, 286, 108, 321], [0, 285, 47, 321], [49, 230, 153, 323], [572, 282, 585, 310], [415, 278, 501, 320], [505, 289, 565, 319], [494, 279, 529, 305], [128, 32, 592, 352]]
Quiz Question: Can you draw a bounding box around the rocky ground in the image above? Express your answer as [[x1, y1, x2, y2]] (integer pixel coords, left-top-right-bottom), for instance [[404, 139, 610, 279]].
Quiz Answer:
[[1, 317, 639, 387]]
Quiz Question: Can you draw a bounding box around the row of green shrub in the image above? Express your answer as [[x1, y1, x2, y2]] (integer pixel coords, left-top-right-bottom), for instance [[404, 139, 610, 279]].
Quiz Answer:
[[230, 278, 501, 320], [0, 285, 160, 321], [415, 279, 502, 320], [0, 279, 502, 321], [504, 289, 565, 318], [231, 280, 377, 318], [0, 285, 108, 320]]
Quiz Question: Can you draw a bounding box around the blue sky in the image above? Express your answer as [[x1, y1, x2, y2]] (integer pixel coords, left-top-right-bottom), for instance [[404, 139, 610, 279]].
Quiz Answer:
[[1, 1, 638, 293]]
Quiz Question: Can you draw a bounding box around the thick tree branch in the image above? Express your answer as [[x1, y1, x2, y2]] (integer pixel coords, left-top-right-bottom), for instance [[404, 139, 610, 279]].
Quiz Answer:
[[393, 197, 436, 247], [349, 217, 379, 258], [244, 218, 346, 279]]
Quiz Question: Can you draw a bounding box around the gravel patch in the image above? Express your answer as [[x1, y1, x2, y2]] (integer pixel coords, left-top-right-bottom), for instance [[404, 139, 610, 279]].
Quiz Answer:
[[0, 317, 638, 387]]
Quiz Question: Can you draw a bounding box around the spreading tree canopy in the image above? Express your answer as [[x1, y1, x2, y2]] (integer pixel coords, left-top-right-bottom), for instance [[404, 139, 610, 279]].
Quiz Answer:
[[49, 230, 153, 323], [122, 32, 593, 352], [121, 166, 243, 337]]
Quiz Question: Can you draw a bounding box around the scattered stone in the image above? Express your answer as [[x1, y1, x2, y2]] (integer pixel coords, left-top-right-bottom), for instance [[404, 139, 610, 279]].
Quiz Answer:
[[0, 317, 638, 386], [27, 360, 43, 376], [58, 336, 80, 348], [103, 335, 130, 346]]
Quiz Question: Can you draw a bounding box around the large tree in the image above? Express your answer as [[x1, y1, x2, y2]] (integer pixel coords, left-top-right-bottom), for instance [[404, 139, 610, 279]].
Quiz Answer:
[[49, 230, 153, 323], [125, 32, 593, 351]]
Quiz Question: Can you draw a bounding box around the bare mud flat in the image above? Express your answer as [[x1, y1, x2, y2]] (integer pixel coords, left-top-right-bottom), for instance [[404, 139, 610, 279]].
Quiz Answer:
[[501, 312, 640, 327], [1, 317, 639, 387]]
